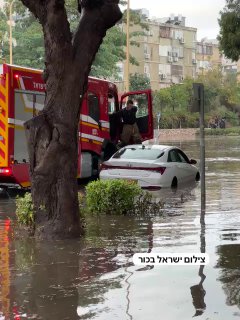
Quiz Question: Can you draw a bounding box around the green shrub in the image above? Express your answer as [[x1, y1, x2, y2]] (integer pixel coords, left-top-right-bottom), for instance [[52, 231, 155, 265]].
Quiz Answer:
[[85, 179, 142, 215], [78, 191, 87, 217], [85, 179, 164, 216], [16, 192, 34, 227], [15, 184, 164, 228]]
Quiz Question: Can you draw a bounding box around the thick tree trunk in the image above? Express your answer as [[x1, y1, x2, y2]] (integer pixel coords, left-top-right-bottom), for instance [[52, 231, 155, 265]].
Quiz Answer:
[[25, 70, 83, 239], [20, 0, 122, 239]]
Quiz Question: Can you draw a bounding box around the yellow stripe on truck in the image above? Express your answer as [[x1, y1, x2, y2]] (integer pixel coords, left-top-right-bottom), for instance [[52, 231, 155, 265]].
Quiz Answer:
[[20, 181, 31, 188], [0, 73, 9, 167], [80, 120, 109, 132]]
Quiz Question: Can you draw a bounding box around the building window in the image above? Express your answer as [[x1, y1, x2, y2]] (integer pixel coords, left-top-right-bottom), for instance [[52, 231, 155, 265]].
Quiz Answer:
[[159, 45, 171, 57], [197, 44, 213, 55], [144, 64, 150, 78], [172, 47, 180, 57], [171, 64, 183, 76], [206, 46, 213, 55], [179, 47, 184, 58], [159, 26, 171, 38], [171, 29, 183, 40], [159, 64, 171, 75]]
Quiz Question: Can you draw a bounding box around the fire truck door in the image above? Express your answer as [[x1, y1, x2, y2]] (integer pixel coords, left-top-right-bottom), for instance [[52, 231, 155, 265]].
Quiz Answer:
[[107, 92, 120, 143], [120, 89, 153, 141]]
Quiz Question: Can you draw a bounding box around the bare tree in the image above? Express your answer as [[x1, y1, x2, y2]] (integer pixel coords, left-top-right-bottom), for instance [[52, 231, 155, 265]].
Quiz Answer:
[[20, 0, 122, 239]]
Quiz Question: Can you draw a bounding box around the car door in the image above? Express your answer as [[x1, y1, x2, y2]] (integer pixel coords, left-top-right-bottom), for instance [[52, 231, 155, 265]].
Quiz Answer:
[[167, 149, 183, 182], [120, 90, 153, 141], [167, 149, 192, 184], [169, 149, 194, 183], [177, 150, 197, 181]]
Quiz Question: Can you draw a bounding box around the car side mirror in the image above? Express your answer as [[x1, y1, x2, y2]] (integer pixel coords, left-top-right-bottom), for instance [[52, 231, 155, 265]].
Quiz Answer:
[[190, 159, 197, 164]]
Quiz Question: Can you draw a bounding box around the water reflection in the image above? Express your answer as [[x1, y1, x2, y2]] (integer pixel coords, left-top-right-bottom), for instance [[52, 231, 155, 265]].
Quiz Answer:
[[190, 214, 206, 317], [77, 217, 154, 319], [150, 180, 198, 216], [12, 239, 81, 320], [190, 265, 206, 317], [0, 219, 11, 319], [0, 136, 240, 319], [216, 244, 240, 309]]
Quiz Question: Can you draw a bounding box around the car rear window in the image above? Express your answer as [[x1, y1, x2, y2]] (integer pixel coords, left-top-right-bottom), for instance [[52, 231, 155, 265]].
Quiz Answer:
[[113, 147, 165, 160]]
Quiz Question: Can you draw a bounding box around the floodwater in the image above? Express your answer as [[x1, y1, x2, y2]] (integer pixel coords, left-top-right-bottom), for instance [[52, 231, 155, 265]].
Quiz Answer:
[[0, 136, 240, 320]]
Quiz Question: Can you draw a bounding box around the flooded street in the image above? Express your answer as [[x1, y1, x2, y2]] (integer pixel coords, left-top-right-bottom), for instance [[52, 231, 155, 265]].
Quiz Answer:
[[1, 136, 240, 320]]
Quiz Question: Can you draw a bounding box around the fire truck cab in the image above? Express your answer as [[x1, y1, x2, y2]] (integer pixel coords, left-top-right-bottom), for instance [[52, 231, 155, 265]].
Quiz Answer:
[[0, 64, 153, 188]]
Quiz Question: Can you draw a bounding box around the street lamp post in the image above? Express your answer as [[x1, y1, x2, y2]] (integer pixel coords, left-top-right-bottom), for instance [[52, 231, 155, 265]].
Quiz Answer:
[[9, 0, 15, 64], [125, 0, 130, 92], [201, 39, 205, 76]]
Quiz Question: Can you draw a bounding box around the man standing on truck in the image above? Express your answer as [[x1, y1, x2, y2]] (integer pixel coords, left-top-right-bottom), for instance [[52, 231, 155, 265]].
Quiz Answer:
[[117, 99, 142, 147]]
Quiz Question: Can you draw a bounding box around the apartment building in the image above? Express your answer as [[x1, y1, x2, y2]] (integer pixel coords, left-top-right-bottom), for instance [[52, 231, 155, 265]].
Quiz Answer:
[[195, 38, 240, 81], [196, 39, 222, 75], [119, 13, 197, 91]]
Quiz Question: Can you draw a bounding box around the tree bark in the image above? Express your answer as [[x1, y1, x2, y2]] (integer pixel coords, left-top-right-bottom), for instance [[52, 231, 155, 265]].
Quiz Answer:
[[20, 0, 122, 239]]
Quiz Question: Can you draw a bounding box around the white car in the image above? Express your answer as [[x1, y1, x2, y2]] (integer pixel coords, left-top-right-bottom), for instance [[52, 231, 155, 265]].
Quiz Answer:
[[99, 144, 200, 189]]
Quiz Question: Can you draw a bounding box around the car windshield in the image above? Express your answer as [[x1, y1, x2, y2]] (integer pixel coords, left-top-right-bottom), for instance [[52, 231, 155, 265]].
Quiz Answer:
[[112, 147, 165, 160]]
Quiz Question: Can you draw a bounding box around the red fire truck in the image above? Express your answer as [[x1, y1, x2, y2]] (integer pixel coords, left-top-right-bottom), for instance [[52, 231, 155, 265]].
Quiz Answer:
[[0, 63, 153, 188]]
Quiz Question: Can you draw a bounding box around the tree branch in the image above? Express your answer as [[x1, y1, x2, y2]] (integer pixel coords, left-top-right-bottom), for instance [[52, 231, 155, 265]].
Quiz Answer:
[[20, 0, 46, 21], [43, 0, 72, 54], [79, 0, 122, 29], [73, 0, 122, 85], [21, 0, 72, 64]]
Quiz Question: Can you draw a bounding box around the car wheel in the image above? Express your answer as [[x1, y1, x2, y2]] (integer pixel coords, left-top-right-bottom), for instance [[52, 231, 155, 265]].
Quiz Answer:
[[171, 177, 178, 188], [195, 172, 200, 181]]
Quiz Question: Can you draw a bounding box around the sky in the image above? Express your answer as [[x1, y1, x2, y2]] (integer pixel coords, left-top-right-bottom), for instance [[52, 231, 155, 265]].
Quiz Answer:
[[127, 0, 226, 41], [0, 0, 226, 40]]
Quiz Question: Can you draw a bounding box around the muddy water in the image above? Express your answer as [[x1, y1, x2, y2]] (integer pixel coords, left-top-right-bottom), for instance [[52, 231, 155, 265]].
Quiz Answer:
[[0, 136, 240, 320]]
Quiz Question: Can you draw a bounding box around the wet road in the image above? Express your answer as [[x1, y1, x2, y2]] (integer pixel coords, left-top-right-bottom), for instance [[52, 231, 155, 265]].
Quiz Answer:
[[0, 136, 240, 320]]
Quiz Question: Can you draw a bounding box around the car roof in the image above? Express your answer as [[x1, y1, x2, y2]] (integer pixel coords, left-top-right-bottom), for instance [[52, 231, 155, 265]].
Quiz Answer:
[[126, 144, 173, 151]]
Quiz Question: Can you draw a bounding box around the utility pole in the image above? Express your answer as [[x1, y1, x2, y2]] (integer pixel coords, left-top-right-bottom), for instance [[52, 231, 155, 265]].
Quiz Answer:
[[9, 0, 15, 64], [193, 83, 206, 216], [125, 0, 130, 92]]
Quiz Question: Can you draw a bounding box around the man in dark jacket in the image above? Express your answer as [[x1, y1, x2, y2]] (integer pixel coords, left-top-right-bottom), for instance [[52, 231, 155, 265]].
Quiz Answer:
[[117, 99, 142, 146]]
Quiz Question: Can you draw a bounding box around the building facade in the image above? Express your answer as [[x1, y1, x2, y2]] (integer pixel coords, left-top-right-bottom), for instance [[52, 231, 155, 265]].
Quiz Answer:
[[118, 14, 197, 92], [117, 11, 240, 93], [195, 39, 222, 75]]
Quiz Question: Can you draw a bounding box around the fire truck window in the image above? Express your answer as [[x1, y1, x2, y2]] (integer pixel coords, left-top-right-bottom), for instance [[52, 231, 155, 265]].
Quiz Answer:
[[35, 93, 45, 116], [108, 94, 116, 114], [126, 93, 149, 118], [88, 92, 100, 123], [14, 91, 34, 163], [124, 93, 150, 135]]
